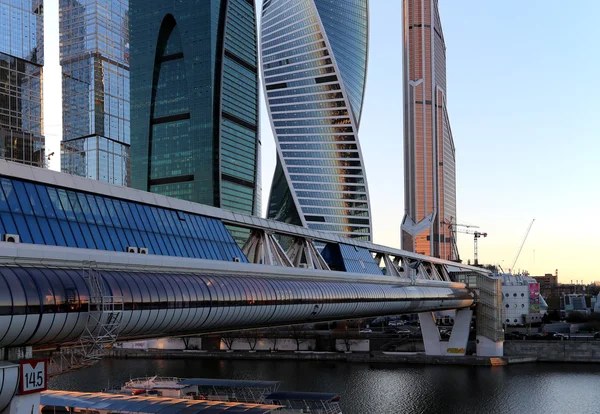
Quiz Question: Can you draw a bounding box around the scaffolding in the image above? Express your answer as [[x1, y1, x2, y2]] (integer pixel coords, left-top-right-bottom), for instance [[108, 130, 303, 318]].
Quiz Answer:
[[475, 273, 504, 342], [48, 261, 123, 376]]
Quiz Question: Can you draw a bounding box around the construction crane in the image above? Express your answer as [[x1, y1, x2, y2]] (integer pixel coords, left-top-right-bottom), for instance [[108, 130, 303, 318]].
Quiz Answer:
[[445, 220, 477, 262], [454, 227, 487, 266], [446, 221, 486, 265], [510, 219, 535, 273]]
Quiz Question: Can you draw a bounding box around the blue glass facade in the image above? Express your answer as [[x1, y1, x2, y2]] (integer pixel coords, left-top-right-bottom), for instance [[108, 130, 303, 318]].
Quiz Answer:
[[0, 175, 247, 261], [261, 0, 372, 240], [59, 0, 130, 186], [0, 0, 45, 167], [130, 0, 260, 217]]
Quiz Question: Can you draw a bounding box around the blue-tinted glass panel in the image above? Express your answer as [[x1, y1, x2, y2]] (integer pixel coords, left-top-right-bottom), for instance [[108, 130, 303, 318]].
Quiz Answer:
[[0, 212, 17, 234], [1, 179, 21, 213], [12, 181, 32, 215], [76, 193, 96, 224], [11, 214, 31, 243], [35, 185, 56, 218], [46, 188, 66, 220], [25, 216, 44, 244], [68, 222, 86, 248], [24, 183, 45, 217], [57, 190, 76, 221], [36, 217, 57, 245]]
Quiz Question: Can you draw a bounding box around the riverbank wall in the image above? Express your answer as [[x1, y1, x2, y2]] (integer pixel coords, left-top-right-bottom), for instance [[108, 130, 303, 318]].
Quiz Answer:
[[105, 348, 534, 366], [504, 340, 600, 362], [108, 340, 600, 364]]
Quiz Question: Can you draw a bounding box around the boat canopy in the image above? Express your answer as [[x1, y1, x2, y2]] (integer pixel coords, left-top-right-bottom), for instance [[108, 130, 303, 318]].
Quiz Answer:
[[40, 390, 281, 413], [178, 379, 281, 389]]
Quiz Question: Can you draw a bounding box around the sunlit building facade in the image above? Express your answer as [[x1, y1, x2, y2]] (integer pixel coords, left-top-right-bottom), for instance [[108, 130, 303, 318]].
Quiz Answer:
[[0, 0, 45, 167], [401, 0, 456, 259], [129, 0, 260, 217], [59, 0, 130, 185], [261, 0, 372, 240]]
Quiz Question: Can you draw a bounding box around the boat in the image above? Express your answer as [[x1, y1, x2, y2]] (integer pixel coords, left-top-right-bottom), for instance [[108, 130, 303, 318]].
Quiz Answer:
[[102, 376, 342, 413]]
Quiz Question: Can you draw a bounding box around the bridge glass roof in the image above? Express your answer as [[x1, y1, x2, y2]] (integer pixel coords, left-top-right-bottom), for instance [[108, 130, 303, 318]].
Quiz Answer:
[[0, 177, 247, 262]]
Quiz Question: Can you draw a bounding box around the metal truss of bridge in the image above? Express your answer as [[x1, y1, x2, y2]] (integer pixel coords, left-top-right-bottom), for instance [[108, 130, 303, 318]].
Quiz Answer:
[[0, 161, 503, 411]]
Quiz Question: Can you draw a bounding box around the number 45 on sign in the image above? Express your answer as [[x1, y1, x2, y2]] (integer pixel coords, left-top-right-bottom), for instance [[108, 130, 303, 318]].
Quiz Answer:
[[19, 359, 47, 395]]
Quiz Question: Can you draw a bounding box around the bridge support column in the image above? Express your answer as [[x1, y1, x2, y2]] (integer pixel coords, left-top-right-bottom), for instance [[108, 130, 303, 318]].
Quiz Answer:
[[1, 393, 40, 414], [419, 312, 443, 355], [446, 309, 472, 356], [476, 336, 504, 357], [0, 347, 40, 414], [419, 309, 472, 356]]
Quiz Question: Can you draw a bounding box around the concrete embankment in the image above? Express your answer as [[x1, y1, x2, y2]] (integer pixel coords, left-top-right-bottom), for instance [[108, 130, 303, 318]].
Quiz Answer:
[[105, 349, 535, 366], [504, 340, 600, 362]]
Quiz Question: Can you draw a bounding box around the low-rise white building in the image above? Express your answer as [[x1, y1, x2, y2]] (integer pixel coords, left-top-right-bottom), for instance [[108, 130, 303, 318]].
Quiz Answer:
[[501, 274, 548, 326]]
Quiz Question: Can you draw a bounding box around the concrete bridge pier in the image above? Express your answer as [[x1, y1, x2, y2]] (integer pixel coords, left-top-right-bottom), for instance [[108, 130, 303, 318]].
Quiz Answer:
[[419, 308, 473, 356], [0, 347, 42, 414]]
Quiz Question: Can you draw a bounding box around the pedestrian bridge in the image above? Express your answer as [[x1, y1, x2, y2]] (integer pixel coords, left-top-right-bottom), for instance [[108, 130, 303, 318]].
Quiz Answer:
[[0, 245, 474, 349], [0, 161, 503, 378]]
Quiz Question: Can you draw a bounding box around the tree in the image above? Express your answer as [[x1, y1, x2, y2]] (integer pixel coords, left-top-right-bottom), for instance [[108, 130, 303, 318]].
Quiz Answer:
[[340, 327, 358, 352], [289, 324, 309, 351], [266, 328, 280, 351], [332, 321, 360, 352], [221, 331, 241, 351], [181, 337, 200, 350], [243, 330, 259, 351], [182, 337, 191, 350]]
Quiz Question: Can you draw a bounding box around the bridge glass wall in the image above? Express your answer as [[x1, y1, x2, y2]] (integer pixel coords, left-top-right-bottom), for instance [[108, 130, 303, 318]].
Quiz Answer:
[[0, 266, 474, 347], [321, 243, 382, 275], [0, 176, 247, 262]]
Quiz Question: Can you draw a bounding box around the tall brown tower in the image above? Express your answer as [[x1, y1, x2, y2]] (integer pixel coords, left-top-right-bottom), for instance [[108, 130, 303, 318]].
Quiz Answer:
[[401, 0, 457, 260]]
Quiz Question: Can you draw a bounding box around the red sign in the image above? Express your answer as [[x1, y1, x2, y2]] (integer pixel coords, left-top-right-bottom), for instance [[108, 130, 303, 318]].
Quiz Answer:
[[19, 359, 47, 395]]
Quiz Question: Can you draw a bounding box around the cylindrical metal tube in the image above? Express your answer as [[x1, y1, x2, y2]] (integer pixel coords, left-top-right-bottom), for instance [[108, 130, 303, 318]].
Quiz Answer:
[[0, 266, 474, 347]]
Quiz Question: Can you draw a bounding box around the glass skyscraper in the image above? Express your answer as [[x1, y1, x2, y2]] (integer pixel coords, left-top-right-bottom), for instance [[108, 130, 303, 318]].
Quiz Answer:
[[0, 0, 44, 167], [401, 0, 457, 260], [129, 0, 260, 217], [261, 0, 372, 240], [59, 0, 130, 186]]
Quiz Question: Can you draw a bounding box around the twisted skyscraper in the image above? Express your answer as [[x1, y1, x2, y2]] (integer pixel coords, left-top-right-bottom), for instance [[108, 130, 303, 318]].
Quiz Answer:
[[401, 0, 457, 260], [261, 0, 372, 240]]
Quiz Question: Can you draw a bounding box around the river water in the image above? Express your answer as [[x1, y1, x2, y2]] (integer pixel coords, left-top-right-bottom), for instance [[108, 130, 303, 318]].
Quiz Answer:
[[49, 358, 600, 413]]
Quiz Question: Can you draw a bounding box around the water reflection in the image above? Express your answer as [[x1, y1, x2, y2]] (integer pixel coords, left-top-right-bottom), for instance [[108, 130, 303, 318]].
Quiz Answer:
[[50, 359, 600, 413]]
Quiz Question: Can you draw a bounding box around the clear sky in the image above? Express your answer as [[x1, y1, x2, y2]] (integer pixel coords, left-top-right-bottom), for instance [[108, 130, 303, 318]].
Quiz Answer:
[[43, 1, 600, 283]]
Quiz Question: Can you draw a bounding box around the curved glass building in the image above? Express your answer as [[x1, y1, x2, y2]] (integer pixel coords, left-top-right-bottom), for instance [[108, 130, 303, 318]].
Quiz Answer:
[[130, 0, 260, 216], [261, 0, 372, 240]]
